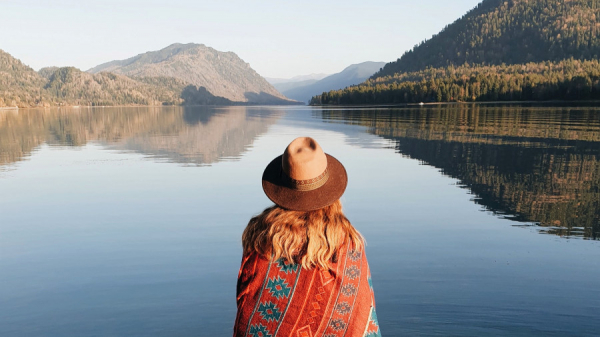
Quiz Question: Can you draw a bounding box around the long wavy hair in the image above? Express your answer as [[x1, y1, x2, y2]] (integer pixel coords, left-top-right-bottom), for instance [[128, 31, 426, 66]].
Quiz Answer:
[[242, 199, 363, 270]]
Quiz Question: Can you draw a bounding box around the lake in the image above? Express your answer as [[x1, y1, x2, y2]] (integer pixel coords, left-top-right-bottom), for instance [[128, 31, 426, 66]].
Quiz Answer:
[[1, 105, 599, 336]]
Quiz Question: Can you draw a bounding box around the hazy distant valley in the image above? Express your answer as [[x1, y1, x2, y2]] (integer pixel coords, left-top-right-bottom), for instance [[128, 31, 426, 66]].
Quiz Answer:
[[268, 62, 385, 103]]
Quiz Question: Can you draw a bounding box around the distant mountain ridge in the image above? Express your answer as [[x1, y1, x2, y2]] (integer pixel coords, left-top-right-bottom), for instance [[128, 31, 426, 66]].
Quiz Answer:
[[281, 61, 385, 103], [375, 0, 600, 78], [267, 73, 330, 94], [0, 44, 297, 107], [271, 79, 321, 93], [266, 73, 329, 85], [88, 43, 290, 104]]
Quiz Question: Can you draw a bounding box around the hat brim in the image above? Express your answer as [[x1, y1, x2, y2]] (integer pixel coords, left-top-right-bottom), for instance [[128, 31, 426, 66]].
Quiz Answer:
[[262, 154, 347, 211]]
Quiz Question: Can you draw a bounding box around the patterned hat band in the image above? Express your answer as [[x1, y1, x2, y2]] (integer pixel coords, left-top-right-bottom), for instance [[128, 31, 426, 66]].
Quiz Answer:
[[284, 167, 330, 191]]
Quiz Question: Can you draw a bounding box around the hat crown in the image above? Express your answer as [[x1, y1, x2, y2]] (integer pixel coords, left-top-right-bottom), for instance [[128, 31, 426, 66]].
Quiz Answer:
[[282, 137, 328, 180]]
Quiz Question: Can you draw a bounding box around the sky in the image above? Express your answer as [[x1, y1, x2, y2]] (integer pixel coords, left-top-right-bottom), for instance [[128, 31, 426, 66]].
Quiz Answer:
[[0, 0, 482, 79]]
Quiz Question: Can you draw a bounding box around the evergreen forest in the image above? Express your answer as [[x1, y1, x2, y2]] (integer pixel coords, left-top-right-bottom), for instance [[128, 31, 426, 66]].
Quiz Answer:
[[310, 59, 600, 105], [311, 0, 600, 105]]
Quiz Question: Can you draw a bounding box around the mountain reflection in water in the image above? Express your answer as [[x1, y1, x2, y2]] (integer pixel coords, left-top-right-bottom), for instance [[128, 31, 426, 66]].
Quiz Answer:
[[0, 106, 281, 166], [320, 105, 600, 240]]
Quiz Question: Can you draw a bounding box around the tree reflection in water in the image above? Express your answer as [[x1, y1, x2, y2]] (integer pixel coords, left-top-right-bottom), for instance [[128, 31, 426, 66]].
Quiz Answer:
[[320, 105, 600, 240], [0, 106, 282, 167]]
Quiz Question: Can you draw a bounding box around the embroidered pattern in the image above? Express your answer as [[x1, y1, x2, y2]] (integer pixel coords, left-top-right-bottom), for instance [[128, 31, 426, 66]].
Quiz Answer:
[[266, 276, 291, 299], [370, 308, 379, 327], [335, 302, 351, 315], [319, 269, 334, 286], [237, 246, 375, 337], [341, 284, 357, 297], [285, 168, 329, 191], [345, 265, 360, 280], [258, 302, 282, 322], [330, 318, 346, 331], [349, 249, 361, 261], [296, 325, 312, 337], [243, 256, 301, 337], [276, 258, 299, 274], [321, 245, 364, 336], [249, 323, 272, 337], [364, 306, 381, 337]]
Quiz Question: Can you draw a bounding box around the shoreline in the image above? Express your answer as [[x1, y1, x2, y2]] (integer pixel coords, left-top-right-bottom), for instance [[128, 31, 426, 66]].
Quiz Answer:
[[4, 99, 600, 111], [0, 102, 305, 111], [309, 99, 600, 108]]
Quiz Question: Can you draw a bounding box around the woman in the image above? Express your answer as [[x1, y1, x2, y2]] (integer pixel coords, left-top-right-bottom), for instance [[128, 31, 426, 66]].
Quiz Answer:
[[234, 137, 381, 337]]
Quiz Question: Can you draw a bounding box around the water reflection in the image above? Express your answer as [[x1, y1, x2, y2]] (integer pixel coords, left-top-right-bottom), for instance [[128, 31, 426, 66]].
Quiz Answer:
[[0, 106, 281, 166], [320, 106, 600, 240]]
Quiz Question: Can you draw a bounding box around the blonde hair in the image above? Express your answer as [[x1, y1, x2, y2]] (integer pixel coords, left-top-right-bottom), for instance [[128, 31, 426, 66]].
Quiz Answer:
[[242, 200, 363, 270]]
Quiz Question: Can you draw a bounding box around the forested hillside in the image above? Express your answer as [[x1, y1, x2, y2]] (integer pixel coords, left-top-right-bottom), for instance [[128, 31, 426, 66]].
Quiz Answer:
[[312, 0, 600, 105], [43, 67, 187, 106], [0, 50, 48, 107], [0, 46, 295, 108], [0, 50, 188, 108], [38, 67, 59, 79], [376, 0, 600, 77], [311, 59, 600, 104]]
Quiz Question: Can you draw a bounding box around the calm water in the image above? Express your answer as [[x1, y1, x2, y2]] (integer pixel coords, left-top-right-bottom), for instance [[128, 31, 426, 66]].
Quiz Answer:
[[1, 105, 599, 336]]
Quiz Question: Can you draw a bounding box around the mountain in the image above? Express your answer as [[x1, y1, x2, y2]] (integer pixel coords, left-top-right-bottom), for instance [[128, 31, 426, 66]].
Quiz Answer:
[[88, 43, 291, 104], [38, 66, 60, 79], [266, 73, 329, 85], [272, 79, 321, 93], [375, 0, 600, 78], [312, 0, 600, 105], [281, 62, 385, 103], [0, 49, 187, 107], [43, 67, 187, 106], [0, 49, 48, 107], [311, 59, 600, 105], [266, 73, 329, 92], [0, 47, 295, 108]]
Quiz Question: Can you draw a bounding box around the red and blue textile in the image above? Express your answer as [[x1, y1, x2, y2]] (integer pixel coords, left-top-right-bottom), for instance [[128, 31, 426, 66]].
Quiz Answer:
[[234, 244, 381, 337]]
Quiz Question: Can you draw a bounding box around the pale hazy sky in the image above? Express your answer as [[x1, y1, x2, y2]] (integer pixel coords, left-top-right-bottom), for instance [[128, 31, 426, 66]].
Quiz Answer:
[[1, 0, 481, 78]]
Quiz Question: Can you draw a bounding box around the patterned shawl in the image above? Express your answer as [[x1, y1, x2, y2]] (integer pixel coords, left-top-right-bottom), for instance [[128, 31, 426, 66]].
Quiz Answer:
[[234, 244, 381, 337]]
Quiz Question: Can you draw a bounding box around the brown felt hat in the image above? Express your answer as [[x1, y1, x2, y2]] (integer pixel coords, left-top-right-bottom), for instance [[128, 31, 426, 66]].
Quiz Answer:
[[262, 137, 348, 211]]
